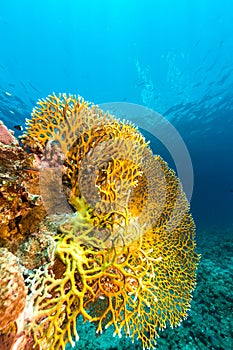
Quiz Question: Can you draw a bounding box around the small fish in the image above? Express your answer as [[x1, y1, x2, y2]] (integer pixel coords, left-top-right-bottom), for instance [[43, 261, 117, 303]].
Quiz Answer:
[[22, 167, 39, 173], [14, 125, 23, 131], [19, 81, 28, 93], [135, 81, 149, 87], [28, 82, 41, 93]]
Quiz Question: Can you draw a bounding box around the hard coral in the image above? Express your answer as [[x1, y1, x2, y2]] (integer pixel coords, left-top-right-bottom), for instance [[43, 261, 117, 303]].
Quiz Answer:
[[0, 248, 27, 330], [21, 93, 200, 350], [0, 129, 46, 241], [0, 321, 18, 350], [0, 121, 18, 145]]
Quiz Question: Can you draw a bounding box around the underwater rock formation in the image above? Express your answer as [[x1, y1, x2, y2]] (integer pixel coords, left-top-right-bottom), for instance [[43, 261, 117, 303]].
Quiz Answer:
[[0, 94, 200, 350]]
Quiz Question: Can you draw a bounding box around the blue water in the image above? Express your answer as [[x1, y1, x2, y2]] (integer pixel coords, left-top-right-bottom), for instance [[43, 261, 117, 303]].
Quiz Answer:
[[0, 0, 233, 230]]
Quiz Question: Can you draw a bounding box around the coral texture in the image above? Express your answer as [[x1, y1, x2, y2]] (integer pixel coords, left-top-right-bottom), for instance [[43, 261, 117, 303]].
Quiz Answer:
[[0, 121, 18, 145], [18, 93, 200, 350], [0, 133, 46, 241], [0, 321, 18, 350], [0, 248, 27, 330]]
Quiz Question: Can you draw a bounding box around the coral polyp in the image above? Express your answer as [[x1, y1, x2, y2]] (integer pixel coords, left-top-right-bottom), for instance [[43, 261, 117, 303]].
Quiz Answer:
[[0, 93, 200, 350]]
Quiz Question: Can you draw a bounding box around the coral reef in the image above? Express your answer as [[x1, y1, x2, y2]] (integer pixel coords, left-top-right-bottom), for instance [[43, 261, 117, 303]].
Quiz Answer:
[[0, 93, 200, 350], [0, 321, 18, 350], [0, 121, 18, 146], [0, 129, 46, 242], [0, 248, 27, 330]]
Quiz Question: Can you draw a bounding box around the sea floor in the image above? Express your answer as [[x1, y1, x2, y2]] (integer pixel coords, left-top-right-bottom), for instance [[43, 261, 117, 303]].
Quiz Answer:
[[67, 227, 233, 350]]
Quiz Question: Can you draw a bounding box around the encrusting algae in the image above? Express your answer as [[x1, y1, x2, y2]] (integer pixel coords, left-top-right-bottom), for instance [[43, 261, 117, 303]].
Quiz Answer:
[[0, 93, 200, 350]]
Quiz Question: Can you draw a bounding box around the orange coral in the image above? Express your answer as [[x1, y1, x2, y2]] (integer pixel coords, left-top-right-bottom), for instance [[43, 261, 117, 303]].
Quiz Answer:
[[0, 134, 46, 241], [0, 321, 18, 350], [0, 248, 27, 330], [21, 93, 200, 350]]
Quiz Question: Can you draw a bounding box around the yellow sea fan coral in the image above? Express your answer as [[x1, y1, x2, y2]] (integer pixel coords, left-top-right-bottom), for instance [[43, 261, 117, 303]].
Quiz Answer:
[[22, 93, 200, 350], [0, 248, 27, 331]]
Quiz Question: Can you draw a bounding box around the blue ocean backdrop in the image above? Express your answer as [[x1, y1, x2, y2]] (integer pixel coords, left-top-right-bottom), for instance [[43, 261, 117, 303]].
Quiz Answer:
[[0, 1, 232, 349], [1, 0, 232, 231]]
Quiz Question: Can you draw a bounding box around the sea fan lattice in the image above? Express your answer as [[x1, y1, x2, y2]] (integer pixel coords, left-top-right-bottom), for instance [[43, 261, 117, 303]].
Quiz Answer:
[[22, 93, 200, 350]]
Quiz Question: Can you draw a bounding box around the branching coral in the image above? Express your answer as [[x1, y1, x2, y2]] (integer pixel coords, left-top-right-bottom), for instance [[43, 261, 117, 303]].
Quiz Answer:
[[21, 93, 200, 350]]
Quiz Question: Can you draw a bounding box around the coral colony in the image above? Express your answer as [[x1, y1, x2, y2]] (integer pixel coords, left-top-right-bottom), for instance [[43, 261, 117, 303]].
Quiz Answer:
[[0, 94, 199, 349]]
